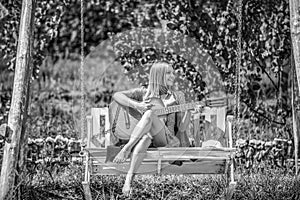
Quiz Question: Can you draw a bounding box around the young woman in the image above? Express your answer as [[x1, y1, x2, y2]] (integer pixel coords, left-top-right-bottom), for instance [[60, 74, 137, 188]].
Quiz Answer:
[[112, 62, 196, 196]]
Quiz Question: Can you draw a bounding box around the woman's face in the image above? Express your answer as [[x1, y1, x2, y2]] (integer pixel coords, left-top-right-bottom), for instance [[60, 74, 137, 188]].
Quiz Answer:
[[165, 65, 175, 86]]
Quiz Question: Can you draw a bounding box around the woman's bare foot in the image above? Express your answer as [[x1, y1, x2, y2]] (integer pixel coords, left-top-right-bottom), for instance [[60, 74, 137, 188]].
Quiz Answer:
[[113, 148, 131, 163], [122, 183, 132, 197], [122, 173, 135, 196]]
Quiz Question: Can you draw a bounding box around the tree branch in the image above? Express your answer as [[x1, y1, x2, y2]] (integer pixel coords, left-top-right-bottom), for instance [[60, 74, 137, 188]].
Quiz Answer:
[[241, 100, 285, 126], [250, 52, 279, 91]]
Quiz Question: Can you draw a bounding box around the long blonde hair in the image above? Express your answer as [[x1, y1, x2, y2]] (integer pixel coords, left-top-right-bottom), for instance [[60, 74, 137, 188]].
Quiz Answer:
[[143, 62, 171, 101]]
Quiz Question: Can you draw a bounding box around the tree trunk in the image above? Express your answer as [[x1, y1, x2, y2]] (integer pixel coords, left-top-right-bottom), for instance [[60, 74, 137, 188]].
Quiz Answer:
[[289, 0, 300, 175], [0, 0, 35, 199]]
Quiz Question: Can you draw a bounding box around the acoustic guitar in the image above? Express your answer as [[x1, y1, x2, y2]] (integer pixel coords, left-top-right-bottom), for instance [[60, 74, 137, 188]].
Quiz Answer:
[[109, 96, 230, 140]]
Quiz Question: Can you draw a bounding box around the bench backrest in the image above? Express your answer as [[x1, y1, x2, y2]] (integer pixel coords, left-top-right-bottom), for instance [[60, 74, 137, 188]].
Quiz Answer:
[[86, 108, 110, 148], [193, 107, 233, 148], [86, 105, 233, 149]]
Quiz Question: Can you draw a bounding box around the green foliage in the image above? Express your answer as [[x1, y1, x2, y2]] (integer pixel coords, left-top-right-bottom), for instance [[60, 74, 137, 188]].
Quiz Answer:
[[27, 58, 83, 139], [0, 0, 65, 74], [240, 0, 291, 126], [0, 70, 13, 124], [0, 0, 293, 140]]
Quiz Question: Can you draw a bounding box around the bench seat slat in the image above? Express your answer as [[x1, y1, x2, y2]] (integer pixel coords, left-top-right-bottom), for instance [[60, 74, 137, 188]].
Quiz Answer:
[[85, 147, 235, 164], [91, 155, 230, 161], [85, 147, 236, 159], [91, 160, 227, 175], [90, 156, 229, 164], [156, 147, 236, 152], [86, 147, 236, 152]]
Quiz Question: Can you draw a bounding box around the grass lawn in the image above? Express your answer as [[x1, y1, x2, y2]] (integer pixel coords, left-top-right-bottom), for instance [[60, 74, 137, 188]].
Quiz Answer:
[[18, 164, 300, 200]]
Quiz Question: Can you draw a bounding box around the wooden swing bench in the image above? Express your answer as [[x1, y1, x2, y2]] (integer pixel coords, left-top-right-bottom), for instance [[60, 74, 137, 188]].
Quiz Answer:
[[81, 98, 236, 199]]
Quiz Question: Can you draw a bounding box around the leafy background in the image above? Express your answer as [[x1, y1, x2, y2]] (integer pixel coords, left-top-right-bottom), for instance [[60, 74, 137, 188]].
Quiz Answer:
[[0, 0, 294, 141]]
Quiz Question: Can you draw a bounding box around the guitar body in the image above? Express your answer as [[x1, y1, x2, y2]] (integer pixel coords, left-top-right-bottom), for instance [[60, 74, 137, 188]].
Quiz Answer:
[[109, 101, 141, 140], [109, 98, 167, 140]]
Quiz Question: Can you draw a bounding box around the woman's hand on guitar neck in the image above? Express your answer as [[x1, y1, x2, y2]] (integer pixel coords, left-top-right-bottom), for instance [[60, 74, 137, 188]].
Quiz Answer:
[[134, 102, 154, 113]]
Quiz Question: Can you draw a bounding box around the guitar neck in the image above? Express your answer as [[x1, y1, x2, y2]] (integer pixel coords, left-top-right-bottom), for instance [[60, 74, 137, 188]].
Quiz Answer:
[[153, 102, 201, 116]]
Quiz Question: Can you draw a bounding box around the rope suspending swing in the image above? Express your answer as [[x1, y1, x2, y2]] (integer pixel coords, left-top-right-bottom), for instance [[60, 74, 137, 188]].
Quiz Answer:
[[235, 0, 243, 139], [80, 0, 86, 151]]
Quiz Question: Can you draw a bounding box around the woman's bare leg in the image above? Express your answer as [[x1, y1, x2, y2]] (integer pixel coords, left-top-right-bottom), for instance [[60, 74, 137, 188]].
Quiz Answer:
[[122, 129, 167, 196], [113, 110, 165, 163], [122, 135, 152, 196]]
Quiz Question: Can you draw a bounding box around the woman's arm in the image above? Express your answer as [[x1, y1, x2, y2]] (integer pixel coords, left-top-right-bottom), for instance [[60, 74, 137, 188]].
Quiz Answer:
[[112, 90, 139, 108], [113, 88, 153, 112]]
